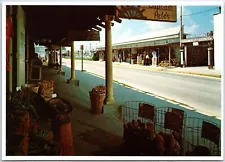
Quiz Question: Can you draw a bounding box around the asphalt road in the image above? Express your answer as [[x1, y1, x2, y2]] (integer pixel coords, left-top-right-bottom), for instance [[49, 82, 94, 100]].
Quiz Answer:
[[62, 59, 221, 118]]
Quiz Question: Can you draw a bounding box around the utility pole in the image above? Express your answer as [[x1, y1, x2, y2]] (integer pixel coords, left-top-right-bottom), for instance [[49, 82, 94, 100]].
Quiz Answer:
[[81, 45, 84, 71], [90, 43, 91, 55], [180, 6, 183, 49], [169, 46, 171, 68], [180, 5, 185, 68]]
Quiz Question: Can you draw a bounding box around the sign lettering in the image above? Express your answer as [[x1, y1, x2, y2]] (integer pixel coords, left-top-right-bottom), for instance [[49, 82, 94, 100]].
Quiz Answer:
[[154, 11, 170, 20], [149, 5, 175, 11], [116, 5, 177, 22]]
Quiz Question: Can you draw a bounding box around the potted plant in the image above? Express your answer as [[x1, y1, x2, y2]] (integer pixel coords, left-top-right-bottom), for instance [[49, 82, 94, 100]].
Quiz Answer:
[[8, 88, 40, 135], [28, 130, 60, 155], [6, 133, 28, 155]]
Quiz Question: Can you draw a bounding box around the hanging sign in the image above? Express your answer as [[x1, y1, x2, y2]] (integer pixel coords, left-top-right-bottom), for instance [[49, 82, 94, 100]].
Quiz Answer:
[[193, 42, 199, 46], [68, 30, 100, 41], [116, 5, 177, 22], [182, 37, 214, 43]]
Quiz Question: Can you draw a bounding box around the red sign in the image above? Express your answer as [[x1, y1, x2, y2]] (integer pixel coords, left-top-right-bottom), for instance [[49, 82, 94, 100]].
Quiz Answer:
[[6, 15, 14, 71], [138, 103, 155, 120]]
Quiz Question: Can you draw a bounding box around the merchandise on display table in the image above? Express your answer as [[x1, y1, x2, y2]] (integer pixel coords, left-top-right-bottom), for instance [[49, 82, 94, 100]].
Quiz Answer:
[[24, 83, 40, 93], [39, 80, 55, 101]]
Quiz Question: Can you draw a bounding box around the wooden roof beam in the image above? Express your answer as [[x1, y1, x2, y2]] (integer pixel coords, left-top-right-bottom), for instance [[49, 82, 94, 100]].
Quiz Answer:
[[92, 26, 102, 31], [97, 23, 105, 28], [114, 18, 122, 23], [97, 18, 114, 26]]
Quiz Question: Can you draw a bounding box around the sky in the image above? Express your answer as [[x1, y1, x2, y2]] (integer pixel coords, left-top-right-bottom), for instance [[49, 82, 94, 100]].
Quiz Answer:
[[72, 5, 221, 51]]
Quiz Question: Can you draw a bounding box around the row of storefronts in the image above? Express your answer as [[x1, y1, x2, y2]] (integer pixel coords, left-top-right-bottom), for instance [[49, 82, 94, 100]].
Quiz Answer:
[[96, 26, 214, 67]]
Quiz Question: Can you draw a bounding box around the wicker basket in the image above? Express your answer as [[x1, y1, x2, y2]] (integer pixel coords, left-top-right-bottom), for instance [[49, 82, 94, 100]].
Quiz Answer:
[[59, 122, 74, 156], [48, 97, 73, 123], [24, 84, 39, 93], [89, 91, 105, 114]]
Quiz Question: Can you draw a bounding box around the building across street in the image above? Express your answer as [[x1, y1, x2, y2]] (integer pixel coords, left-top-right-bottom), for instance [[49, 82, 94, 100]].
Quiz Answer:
[[96, 12, 222, 71]]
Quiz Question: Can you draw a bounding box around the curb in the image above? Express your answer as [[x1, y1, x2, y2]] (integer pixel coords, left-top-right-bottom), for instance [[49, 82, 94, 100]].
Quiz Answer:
[[84, 70, 220, 119], [113, 63, 221, 78], [164, 70, 221, 78]]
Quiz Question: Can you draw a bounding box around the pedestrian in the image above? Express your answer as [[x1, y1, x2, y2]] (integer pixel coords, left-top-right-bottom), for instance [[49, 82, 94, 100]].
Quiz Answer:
[[113, 55, 116, 62], [152, 50, 157, 66], [141, 54, 144, 65], [119, 54, 122, 63], [146, 54, 150, 66]]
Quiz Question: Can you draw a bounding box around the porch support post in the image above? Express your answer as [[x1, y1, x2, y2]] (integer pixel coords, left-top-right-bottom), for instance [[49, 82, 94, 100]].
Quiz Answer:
[[208, 47, 213, 69], [9, 6, 13, 92], [25, 33, 29, 83], [57, 46, 65, 75], [180, 49, 184, 68], [168, 46, 171, 67], [68, 41, 79, 85], [70, 42, 75, 80], [184, 45, 188, 66], [54, 48, 56, 64], [81, 45, 84, 71], [59, 46, 62, 71], [105, 15, 114, 104], [130, 48, 132, 64], [48, 50, 50, 64]]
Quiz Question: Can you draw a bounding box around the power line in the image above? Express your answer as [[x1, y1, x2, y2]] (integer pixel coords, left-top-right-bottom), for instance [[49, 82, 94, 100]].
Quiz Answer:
[[182, 7, 219, 16]]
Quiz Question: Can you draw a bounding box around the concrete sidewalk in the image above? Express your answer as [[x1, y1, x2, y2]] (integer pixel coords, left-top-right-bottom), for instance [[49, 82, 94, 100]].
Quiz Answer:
[[42, 66, 124, 156], [42, 65, 221, 156]]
